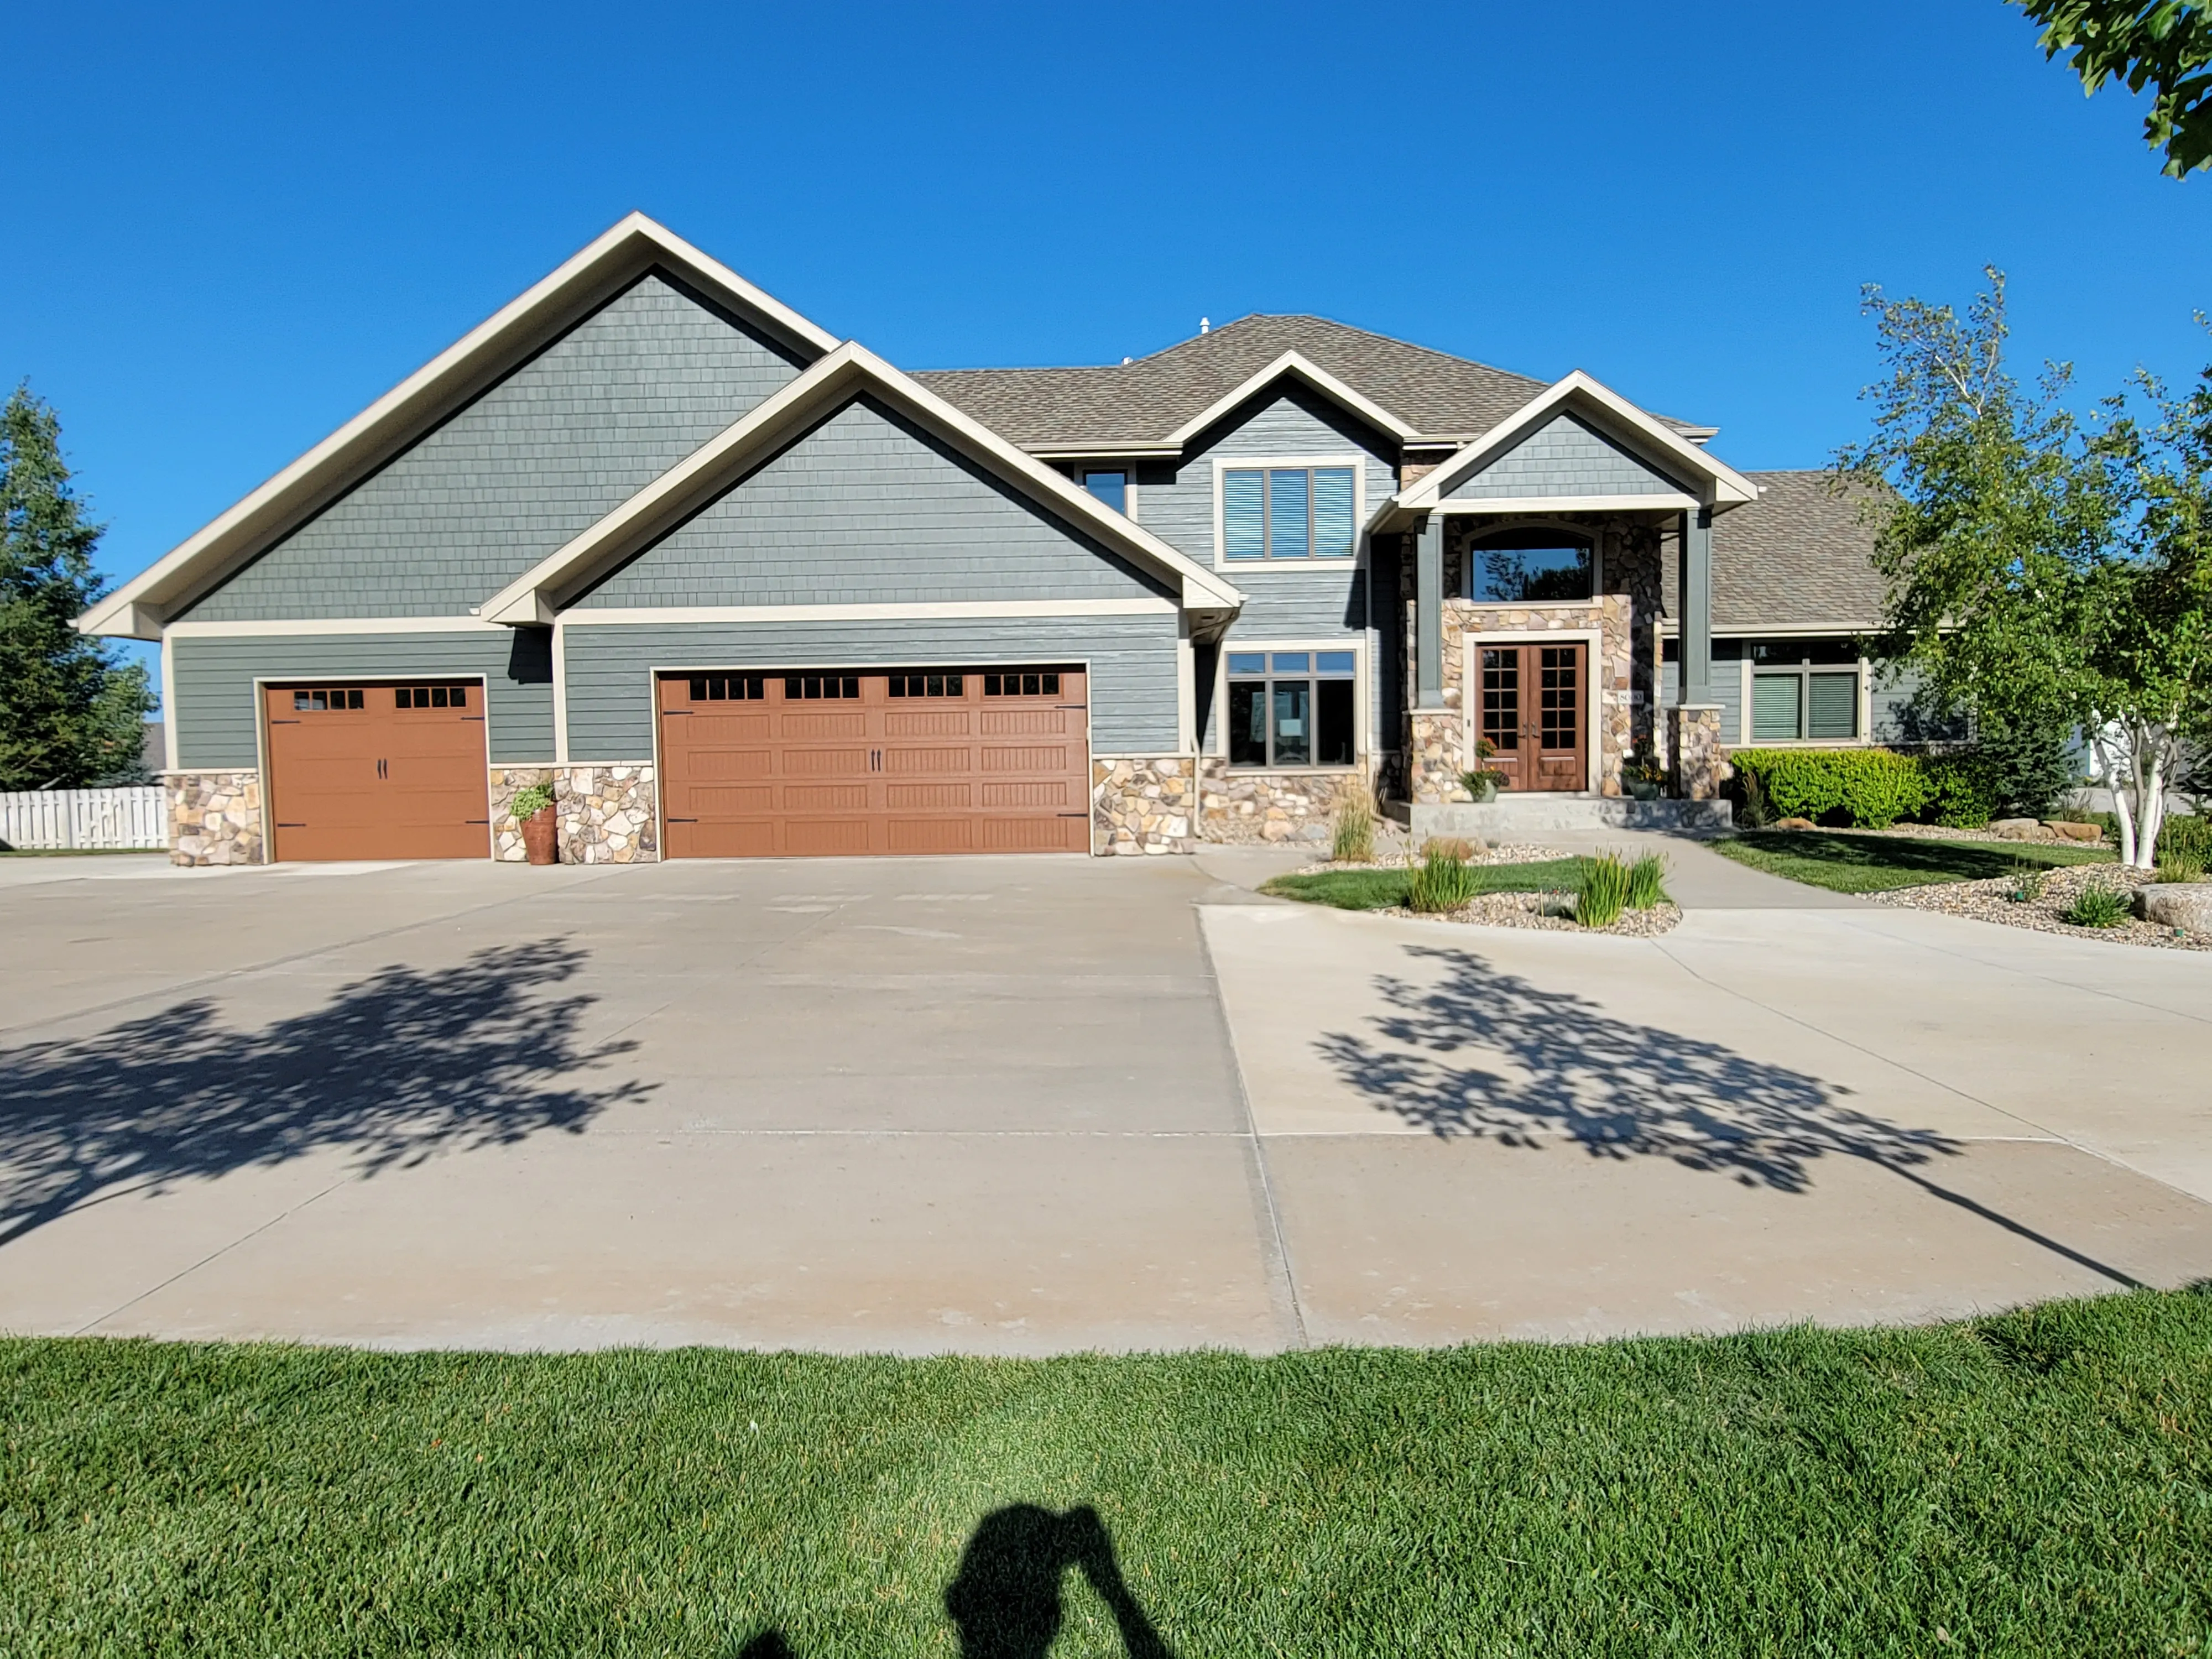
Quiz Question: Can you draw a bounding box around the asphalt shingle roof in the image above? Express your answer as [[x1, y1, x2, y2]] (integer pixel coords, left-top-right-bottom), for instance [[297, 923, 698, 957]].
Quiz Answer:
[[913, 314, 1626, 450], [1664, 468, 1889, 633]]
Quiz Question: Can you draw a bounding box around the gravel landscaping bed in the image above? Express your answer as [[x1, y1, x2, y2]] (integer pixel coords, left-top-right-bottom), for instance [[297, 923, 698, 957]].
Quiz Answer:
[[1869, 862, 2212, 950], [1383, 893, 1683, 937], [1840, 822, 2105, 846], [1305, 841, 1563, 875]]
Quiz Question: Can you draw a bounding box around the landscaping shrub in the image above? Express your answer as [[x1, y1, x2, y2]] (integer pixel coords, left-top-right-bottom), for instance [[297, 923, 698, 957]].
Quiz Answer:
[[1971, 705, 2077, 818], [2154, 851, 2204, 883], [1624, 853, 1669, 910], [509, 781, 555, 819], [1406, 845, 1478, 912], [1728, 748, 1932, 830], [2061, 883, 2131, 927], [1575, 854, 1632, 927], [1919, 751, 2000, 828], [1329, 784, 1375, 864], [2159, 813, 2212, 863]]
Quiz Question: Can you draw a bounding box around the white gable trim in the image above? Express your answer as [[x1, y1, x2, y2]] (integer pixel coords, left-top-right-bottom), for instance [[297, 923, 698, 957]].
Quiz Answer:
[[1164, 352, 1418, 447], [1391, 372, 1759, 518], [79, 213, 842, 640], [479, 342, 1245, 624]]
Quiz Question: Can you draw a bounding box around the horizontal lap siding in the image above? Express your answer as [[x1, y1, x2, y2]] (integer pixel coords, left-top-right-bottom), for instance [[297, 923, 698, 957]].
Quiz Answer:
[[1661, 640, 1745, 743], [577, 398, 1170, 607], [179, 278, 807, 622], [562, 616, 1180, 759], [171, 633, 555, 769], [1448, 414, 1688, 499]]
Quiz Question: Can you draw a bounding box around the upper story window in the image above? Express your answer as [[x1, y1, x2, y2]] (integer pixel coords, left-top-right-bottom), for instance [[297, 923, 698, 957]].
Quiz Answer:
[[1468, 529, 1594, 602], [1081, 471, 1127, 514], [1223, 466, 1357, 561]]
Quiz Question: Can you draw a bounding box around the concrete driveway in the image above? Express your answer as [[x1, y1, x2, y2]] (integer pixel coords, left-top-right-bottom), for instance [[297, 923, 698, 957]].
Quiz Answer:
[[2, 839, 2209, 1352]]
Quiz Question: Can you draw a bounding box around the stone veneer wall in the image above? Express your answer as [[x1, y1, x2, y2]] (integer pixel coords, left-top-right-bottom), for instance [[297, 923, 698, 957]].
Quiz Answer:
[[168, 771, 263, 867], [491, 764, 659, 864], [1092, 757, 1195, 854], [1198, 761, 1372, 844], [1399, 519, 1658, 804]]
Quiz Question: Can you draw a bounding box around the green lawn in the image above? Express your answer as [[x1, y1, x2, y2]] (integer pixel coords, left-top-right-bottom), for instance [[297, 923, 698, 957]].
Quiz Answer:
[[1261, 857, 1585, 911], [1712, 831, 2115, 895], [7, 1296, 2212, 1655]]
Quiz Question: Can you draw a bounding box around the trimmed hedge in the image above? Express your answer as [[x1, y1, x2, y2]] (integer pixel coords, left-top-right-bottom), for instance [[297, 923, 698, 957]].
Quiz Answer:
[[1729, 748, 1934, 830]]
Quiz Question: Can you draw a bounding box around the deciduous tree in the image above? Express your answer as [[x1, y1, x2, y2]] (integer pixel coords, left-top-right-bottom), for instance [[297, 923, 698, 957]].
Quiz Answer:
[[1837, 272, 2212, 867], [2019, 0, 2212, 176]]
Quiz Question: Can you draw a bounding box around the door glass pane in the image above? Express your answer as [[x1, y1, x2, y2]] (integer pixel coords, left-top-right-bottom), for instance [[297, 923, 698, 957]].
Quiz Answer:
[[1752, 674, 1803, 740], [1312, 468, 1355, 557], [1538, 647, 1577, 750], [1808, 671, 1859, 739], [1267, 469, 1310, 559], [1224, 472, 1264, 560], [1316, 680, 1355, 765], [1229, 681, 1267, 766], [1481, 648, 1520, 752], [1271, 681, 1311, 765], [1082, 471, 1126, 513]]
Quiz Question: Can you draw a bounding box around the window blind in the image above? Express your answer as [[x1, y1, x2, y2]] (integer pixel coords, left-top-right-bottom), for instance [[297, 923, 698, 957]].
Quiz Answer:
[[1752, 674, 1802, 742], [1313, 467, 1355, 558], [1807, 672, 1859, 739], [1267, 469, 1310, 559], [1224, 472, 1264, 560]]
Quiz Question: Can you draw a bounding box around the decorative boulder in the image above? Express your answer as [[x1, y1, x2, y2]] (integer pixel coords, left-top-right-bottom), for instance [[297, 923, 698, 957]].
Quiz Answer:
[[1421, 836, 1485, 860], [1775, 817, 1818, 831], [2045, 820, 2105, 842], [2135, 884, 2212, 934], [1991, 817, 2041, 840]]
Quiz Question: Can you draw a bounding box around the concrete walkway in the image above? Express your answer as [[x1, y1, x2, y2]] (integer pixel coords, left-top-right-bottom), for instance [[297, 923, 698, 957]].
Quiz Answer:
[[1198, 838, 2212, 1340]]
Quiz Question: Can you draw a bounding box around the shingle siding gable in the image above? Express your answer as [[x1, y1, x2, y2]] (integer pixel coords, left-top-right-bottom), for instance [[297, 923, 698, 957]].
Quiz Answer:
[[1446, 414, 1687, 500], [573, 396, 1172, 608], [178, 275, 809, 623]]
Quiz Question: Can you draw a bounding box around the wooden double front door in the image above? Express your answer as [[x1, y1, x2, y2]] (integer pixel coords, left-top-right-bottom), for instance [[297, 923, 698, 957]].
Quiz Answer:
[[658, 667, 1091, 857], [1475, 641, 1588, 792]]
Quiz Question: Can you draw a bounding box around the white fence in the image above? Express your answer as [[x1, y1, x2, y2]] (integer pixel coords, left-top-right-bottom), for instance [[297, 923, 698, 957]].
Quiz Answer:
[[0, 787, 166, 851]]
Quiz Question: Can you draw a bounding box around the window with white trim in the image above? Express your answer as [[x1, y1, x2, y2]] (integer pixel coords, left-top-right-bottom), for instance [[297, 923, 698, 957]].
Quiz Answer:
[[1750, 640, 1860, 741], [1226, 650, 1357, 767], [1081, 471, 1127, 514], [1223, 467, 1357, 561]]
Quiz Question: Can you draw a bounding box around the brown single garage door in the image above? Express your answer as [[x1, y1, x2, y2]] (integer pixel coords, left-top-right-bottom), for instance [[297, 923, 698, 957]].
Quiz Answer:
[[264, 681, 491, 861], [659, 667, 1090, 857]]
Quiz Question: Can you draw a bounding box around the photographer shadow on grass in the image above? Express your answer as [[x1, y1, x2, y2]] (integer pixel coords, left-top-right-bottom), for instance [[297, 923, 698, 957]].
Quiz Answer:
[[739, 1502, 1174, 1659]]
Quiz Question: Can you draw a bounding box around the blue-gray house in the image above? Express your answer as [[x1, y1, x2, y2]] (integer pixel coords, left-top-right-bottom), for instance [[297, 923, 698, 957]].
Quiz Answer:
[[80, 215, 1889, 864]]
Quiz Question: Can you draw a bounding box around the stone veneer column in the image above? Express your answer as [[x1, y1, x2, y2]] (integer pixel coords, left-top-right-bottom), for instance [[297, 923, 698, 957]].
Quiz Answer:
[[1668, 705, 1728, 800], [1092, 757, 1195, 854], [167, 771, 263, 866]]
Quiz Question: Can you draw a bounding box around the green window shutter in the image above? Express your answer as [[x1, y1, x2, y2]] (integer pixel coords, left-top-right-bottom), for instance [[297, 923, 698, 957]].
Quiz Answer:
[[1752, 673, 1803, 741], [1224, 471, 1264, 560], [1267, 469, 1311, 558], [1807, 672, 1859, 739], [1312, 468, 1356, 557]]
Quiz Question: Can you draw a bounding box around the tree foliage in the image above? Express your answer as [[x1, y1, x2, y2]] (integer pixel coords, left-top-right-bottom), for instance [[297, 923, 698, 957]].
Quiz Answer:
[[2019, 0, 2212, 176], [0, 384, 154, 790], [1836, 271, 2212, 866]]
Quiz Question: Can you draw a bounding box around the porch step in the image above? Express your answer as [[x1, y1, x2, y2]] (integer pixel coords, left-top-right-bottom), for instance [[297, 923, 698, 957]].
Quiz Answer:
[[1408, 796, 1733, 839]]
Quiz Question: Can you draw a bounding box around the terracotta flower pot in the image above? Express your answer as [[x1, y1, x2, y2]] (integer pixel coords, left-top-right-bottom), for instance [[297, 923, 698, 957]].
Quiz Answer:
[[520, 805, 559, 866]]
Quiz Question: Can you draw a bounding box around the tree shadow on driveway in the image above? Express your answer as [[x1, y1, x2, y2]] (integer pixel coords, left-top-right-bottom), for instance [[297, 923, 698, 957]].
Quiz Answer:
[[1313, 943, 2141, 1284], [0, 938, 649, 1249]]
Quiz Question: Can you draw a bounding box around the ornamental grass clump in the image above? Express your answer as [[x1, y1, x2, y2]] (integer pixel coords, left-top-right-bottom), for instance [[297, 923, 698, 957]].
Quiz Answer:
[[1624, 853, 1669, 910], [1406, 845, 1478, 912], [2062, 883, 2131, 928], [2154, 851, 2204, 884], [1575, 853, 1633, 927], [1329, 784, 1375, 864]]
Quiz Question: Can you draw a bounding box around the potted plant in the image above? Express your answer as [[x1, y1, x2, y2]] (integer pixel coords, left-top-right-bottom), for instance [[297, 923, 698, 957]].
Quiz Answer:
[[1458, 738, 1511, 803], [1623, 740, 1665, 801], [512, 781, 557, 866]]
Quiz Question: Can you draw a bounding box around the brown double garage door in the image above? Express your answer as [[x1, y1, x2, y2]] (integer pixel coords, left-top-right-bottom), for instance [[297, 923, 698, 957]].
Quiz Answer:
[[659, 666, 1090, 857]]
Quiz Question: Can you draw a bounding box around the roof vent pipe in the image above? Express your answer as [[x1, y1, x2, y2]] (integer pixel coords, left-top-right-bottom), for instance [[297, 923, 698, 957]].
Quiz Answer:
[[1199, 317, 1209, 334]]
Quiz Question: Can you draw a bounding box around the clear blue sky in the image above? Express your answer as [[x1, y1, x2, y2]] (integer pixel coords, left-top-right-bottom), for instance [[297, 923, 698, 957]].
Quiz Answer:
[[6, 0, 2209, 704]]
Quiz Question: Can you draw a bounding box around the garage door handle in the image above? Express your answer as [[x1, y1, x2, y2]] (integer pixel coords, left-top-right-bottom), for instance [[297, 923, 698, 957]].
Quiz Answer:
[[666, 816, 697, 823]]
